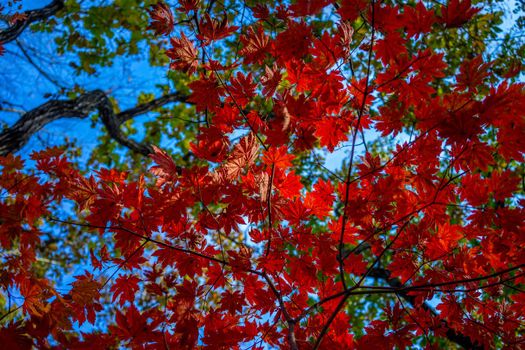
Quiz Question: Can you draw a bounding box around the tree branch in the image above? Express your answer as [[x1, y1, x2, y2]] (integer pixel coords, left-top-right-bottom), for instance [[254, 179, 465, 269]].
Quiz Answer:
[[0, 0, 64, 44], [48, 216, 262, 276], [116, 91, 188, 124], [367, 267, 484, 350], [15, 39, 65, 89], [0, 90, 189, 156]]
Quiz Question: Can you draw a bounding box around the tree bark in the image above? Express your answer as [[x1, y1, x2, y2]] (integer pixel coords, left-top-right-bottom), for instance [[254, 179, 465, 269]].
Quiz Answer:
[[0, 0, 64, 44], [0, 90, 189, 156]]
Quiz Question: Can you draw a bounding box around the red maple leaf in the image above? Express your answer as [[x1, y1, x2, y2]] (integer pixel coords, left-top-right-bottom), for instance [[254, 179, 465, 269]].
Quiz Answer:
[[261, 64, 282, 97], [188, 74, 223, 112], [110, 305, 162, 345], [315, 117, 349, 152], [167, 32, 199, 74], [228, 72, 256, 108], [220, 133, 259, 180], [374, 31, 407, 65], [337, 0, 368, 22], [9, 12, 27, 25], [262, 146, 295, 168], [190, 126, 229, 162], [305, 178, 335, 218], [439, 0, 481, 28], [110, 274, 141, 306], [147, 2, 174, 36], [149, 145, 181, 186], [177, 0, 199, 13], [69, 272, 102, 325], [402, 2, 436, 37], [239, 26, 270, 64], [197, 14, 239, 45], [456, 55, 491, 92], [0, 322, 32, 349], [289, 0, 332, 17], [273, 20, 312, 62]]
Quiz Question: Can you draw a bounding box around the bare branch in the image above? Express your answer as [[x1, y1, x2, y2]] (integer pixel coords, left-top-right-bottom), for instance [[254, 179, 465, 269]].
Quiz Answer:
[[0, 0, 64, 44], [0, 90, 190, 156], [116, 91, 188, 124], [15, 39, 65, 89]]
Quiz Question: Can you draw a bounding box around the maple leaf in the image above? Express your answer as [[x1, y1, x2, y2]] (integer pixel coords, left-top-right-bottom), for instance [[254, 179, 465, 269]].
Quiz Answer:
[[66, 174, 99, 212], [275, 168, 303, 199], [282, 198, 311, 225], [315, 117, 349, 152], [188, 74, 223, 112], [456, 56, 491, 92], [488, 170, 520, 203], [374, 31, 407, 65], [337, 0, 368, 22], [177, 0, 200, 13], [388, 253, 418, 284], [289, 0, 332, 17], [460, 173, 489, 206], [252, 4, 270, 20], [0, 322, 32, 350], [261, 63, 282, 97], [69, 272, 102, 325], [9, 12, 27, 25], [262, 146, 295, 169], [167, 32, 199, 74], [218, 290, 245, 315], [110, 305, 162, 345], [310, 31, 347, 69], [150, 145, 181, 186], [228, 72, 256, 108], [231, 133, 259, 167], [110, 274, 141, 307], [19, 279, 52, 318], [95, 167, 127, 183], [373, 3, 402, 33], [439, 0, 481, 28], [220, 133, 259, 180], [426, 223, 463, 260], [197, 14, 239, 45], [190, 126, 229, 162], [305, 178, 335, 218], [239, 26, 270, 64], [147, 2, 174, 36], [402, 2, 436, 37], [273, 20, 312, 62], [152, 247, 179, 268]]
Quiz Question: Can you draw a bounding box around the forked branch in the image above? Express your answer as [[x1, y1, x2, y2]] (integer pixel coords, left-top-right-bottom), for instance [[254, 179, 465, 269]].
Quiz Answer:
[[0, 90, 189, 156], [0, 0, 64, 44]]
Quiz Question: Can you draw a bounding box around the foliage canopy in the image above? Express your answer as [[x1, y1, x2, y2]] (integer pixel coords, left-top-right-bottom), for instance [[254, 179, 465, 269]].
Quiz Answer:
[[0, 0, 524, 349]]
